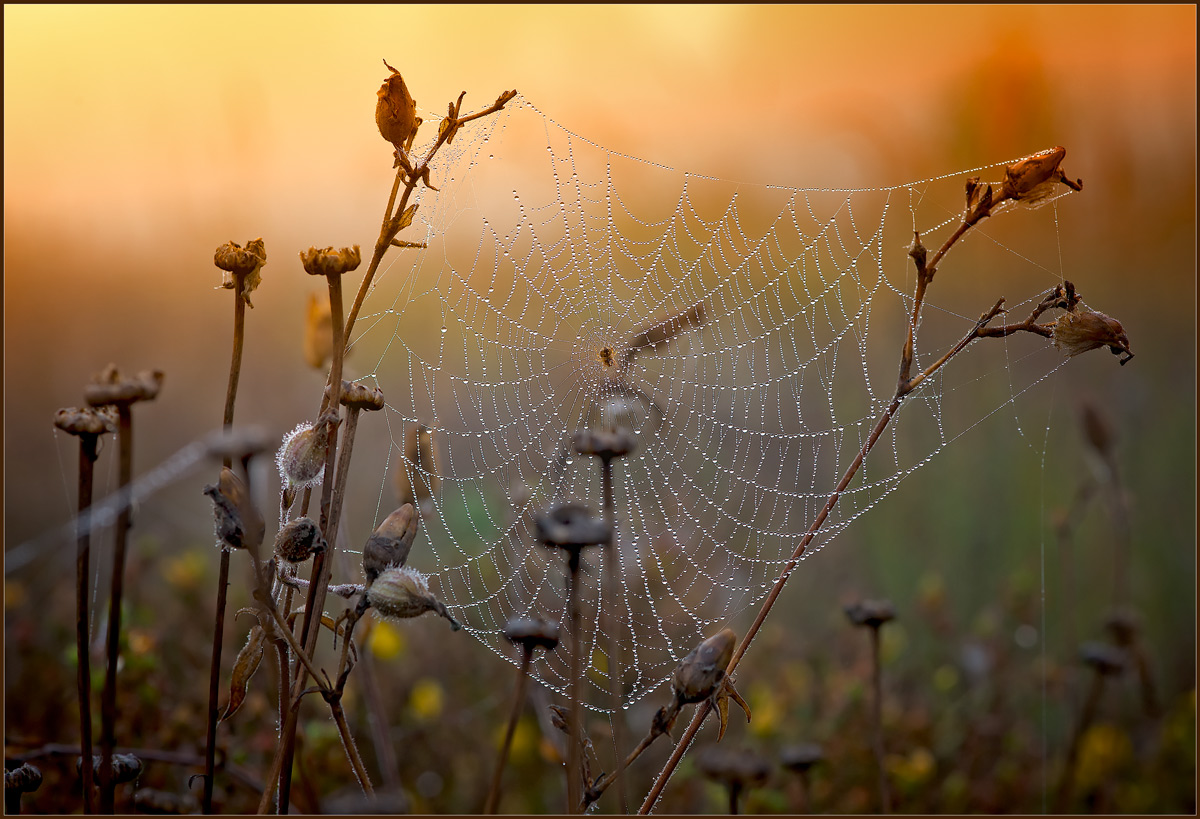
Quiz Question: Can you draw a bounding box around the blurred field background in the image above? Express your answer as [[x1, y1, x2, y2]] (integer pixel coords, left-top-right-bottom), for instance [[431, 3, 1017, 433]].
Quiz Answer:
[[4, 5, 1195, 814]]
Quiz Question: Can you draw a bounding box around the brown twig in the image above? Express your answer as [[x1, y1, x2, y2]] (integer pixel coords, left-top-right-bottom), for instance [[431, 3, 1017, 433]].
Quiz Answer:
[[484, 646, 534, 814]]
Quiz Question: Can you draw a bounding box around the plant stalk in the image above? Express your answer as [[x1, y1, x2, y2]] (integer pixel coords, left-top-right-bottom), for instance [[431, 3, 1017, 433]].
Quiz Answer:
[[600, 456, 628, 813], [566, 550, 584, 814], [484, 647, 533, 814], [869, 624, 891, 813], [75, 434, 99, 815]]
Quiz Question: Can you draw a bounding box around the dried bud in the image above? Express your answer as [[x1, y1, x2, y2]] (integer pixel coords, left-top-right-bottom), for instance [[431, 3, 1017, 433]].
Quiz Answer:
[[276, 414, 336, 488], [1001, 146, 1082, 204], [84, 365, 164, 407], [331, 379, 385, 412], [376, 60, 417, 152], [395, 423, 441, 516], [274, 517, 322, 564], [964, 178, 994, 226], [362, 504, 419, 584], [78, 753, 143, 784], [303, 291, 335, 370], [504, 616, 560, 652], [5, 763, 42, 794], [536, 501, 611, 549], [573, 425, 637, 459], [673, 628, 736, 705], [696, 745, 772, 789], [844, 599, 896, 628], [1079, 641, 1126, 676], [367, 565, 461, 630], [54, 406, 113, 438], [781, 743, 825, 773], [203, 466, 264, 551], [300, 245, 361, 278], [213, 238, 266, 307], [1052, 310, 1133, 364]]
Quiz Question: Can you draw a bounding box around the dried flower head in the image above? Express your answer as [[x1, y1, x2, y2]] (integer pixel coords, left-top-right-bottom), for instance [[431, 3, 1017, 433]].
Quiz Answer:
[[276, 414, 337, 489], [376, 59, 418, 153], [362, 504, 419, 584], [844, 599, 896, 628], [504, 616, 560, 652], [54, 406, 114, 438], [84, 365, 164, 408], [274, 517, 322, 564], [300, 245, 361, 278], [673, 628, 736, 705], [203, 466, 265, 551], [332, 379, 385, 412], [214, 238, 266, 307], [781, 742, 825, 773], [1052, 310, 1133, 364], [1079, 641, 1126, 676], [536, 501, 611, 549], [367, 565, 461, 630], [303, 291, 335, 370], [573, 425, 637, 460], [696, 745, 772, 789]]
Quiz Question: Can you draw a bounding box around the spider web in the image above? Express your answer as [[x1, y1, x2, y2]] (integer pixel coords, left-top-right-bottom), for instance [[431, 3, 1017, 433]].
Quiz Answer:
[[349, 96, 1074, 710]]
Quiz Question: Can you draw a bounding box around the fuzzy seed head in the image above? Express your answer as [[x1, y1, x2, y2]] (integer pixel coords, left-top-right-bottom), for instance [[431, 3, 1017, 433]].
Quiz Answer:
[[367, 565, 461, 630], [273, 517, 322, 564], [276, 418, 332, 488]]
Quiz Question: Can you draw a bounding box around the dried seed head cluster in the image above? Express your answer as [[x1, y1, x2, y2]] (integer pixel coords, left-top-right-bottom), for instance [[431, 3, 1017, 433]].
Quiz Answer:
[[332, 379, 385, 412], [273, 517, 322, 564], [362, 504, 418, 584], [213, 238, 267, 306], [300, 245, 362, 278], [79, 753, 143, 784], [84, 365, 164, 408], [367, 565, 461, 630], [696, 745, 772, 789], [276, 414, 337, 489]]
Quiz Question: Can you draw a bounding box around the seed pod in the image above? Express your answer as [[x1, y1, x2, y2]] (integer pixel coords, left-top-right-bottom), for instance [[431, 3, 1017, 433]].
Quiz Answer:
[[273, 517, 322, 564], [54, 406, 114, 438], [673, 628, 736, 705], [362, 504, 419, 584], [276, 414, 336, 488], [5, 763, 42, 795], [1001, 146, 1082, 203], [300, 245, 361, 278], [203, 466, 264, 551], [1052, 310, 1133, 364], [376, 60, 417, 152], [366, 565, 461, 630]]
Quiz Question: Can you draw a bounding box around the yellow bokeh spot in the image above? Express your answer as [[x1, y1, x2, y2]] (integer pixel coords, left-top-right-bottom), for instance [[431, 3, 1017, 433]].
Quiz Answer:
[[409, 678, 444, 721], [4, 580, 27, 610], [128, 628, 155, 656], [748, 682, 780, 738], [887, 746, 936, 789], [539, 735, 562, 764], [164, 550, 207, 591], [369, 619, 407, 661], [932, 664, 959, 693], [1076, 722, 1131, 793]]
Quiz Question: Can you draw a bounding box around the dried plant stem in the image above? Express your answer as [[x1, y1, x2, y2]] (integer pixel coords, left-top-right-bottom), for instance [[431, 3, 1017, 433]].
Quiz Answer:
[[327, 698, 374, 798], [355, 643, 401, 791], [205, 276, 248, 813], [640, 208, 1022, 814], [565, 551, 584, 814], [599, 456, 628, 812], [1054, 665, 1107, 812], [584, 728, 659, 809], [98, 404, 134, 815], [484, 647, 533, 814], [74, 434, 100, 815], [868, 624, 891, 813]]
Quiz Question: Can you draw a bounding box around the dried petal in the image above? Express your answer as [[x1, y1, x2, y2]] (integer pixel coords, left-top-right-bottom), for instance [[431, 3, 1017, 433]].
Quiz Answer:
[[300, 245, 361, 278], [362, 504, 419, 584], [1052, 310, 1133, 364], [376, 61, 417, 151], [220, 624, 266, 721]]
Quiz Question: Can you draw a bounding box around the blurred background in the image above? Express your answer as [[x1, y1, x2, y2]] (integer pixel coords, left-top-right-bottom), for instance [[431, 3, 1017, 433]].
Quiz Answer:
[[4, 5, 1195, 814]]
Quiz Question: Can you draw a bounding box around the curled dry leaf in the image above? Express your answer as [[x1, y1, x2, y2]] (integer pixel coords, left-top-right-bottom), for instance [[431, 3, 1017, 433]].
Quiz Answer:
[[220, 624, 266, 721]]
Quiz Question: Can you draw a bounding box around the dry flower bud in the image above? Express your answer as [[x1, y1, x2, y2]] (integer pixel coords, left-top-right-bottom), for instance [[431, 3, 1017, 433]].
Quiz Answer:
[[362, 504, 419, 584], [367, 565, 461, 630], [84, 366, 164, 407], [536, 501, 611, 549], [696, 745, 771, 789], [504, 616, 560, 652], [844, 598, 896, 628], [300, 245, 361, 278], [303, 291, 335, 370], [573, 425, 637, 459], [1052, 310, 1133, 364], [781, 742, 825, 773], [54, 406, 114, 438], [274, 517, 322, 564], [214, 238, 266, 307], [1001, 146, 1082, 204], [1079, 641, 1126, 676], [673, 628, 736, 704], [331, 379, 385, 411], [203, 466, 265, 551], [79, 753, 143, 784], [376, 60, 417, 152], [276, 414, 336, 488]]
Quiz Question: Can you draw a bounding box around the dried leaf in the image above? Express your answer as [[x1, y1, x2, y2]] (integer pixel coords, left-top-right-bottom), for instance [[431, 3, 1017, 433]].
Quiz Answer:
[[221, 625, 266, 721]]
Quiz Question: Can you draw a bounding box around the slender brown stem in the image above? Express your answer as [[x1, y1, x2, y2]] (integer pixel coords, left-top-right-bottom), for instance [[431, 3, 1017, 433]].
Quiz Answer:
[[869, 625, 891, 813], [205, 274, 247, 813], [566, 551, 583, 814], [584, 727, 659, 809], [98, 405, 133, 814], [484, 648, 533, 813], [599, 457, 628, 812], [75, 435, 99, 814], [328, 698, 375, 797]]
